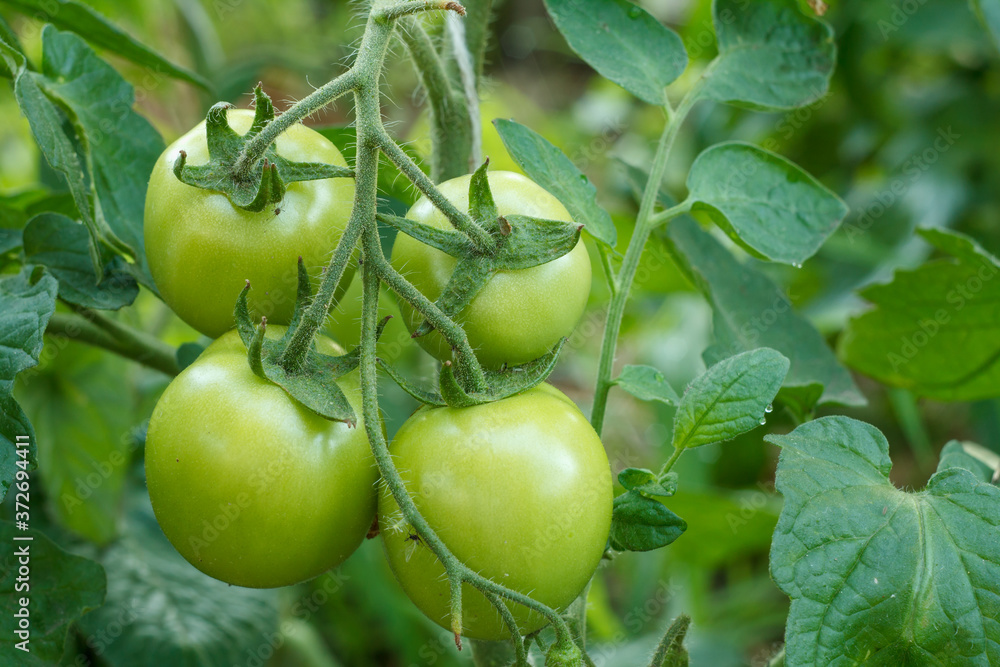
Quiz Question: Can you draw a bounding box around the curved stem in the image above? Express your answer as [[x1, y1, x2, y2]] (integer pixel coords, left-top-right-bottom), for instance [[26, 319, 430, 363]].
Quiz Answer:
[[234, 70, 358, 178], [374, 0, 466, 22], [590, 89, 700, 436], [377, 131, 494, 250], [658, 446, 684, 477], [47, 311, 179, 377]]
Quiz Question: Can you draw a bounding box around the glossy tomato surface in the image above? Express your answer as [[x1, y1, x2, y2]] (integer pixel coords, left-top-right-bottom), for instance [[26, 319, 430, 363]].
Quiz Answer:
[[145, 327, 376, 588], [144, 109, 355, 338], [378, 383, 612, 639], [390, 171, 591, 368]]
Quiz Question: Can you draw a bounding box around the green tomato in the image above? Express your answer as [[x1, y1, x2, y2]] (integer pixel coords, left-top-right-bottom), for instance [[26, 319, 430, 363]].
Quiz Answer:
[[390, 171, 592, 368], [144, 109, 355, 338], [145, 327, 376, 588], [378, 383, 612, 640]]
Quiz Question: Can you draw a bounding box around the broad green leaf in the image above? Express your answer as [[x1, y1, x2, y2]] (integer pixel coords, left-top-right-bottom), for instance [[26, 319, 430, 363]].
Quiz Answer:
[[0, 268, 58, 501], [704, 0, 837, 111], [840, 228, 1000, 402], [618, 468, 678, 498], [0, 523, 106, 665], [686, 142, 848, 265], [16, 345, 137, 544], [77, 498, 279, 667], [937, 441, 998, 484], [615, 364, 680, 405], [35, 26, 164, 287], [543, 0, 687, 105], [0, 0, 209, 89], [768, 417, 1000, 666], [672, 348, 788, 449], [0, 229, 21, 256], [663, 217, 865, 408], [0, 14, 21, 79], [22, 213, 138, 310], [493, 119, 617, 247], [971, 0, 1000, 49], [609, 490, 687, 552]]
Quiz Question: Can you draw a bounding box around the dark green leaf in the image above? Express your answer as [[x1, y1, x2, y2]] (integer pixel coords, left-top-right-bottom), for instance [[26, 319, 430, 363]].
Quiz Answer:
[[78, 498, 279, 667], [0, 228, 21, 256], [0, 0, 210, 89], [618, 468, 678, 498], [609, 490, 687, 552], [543, 0, 687, 105], [615, 364, 680, 405], [493, 119, 617, 247], [673, 348, 789, 449], [840, 228, 1000, 401], [0, 15, 21, 79], [0, 268, 58, 501], [0, 523, 106, 665], [704, 0, 837, 111], [936, 441, 999, 483], [175, 342, 206, 372], [768, 417, 1000, 666], [22, 213, 138, 310], [663, 217, 865, 408], [971, 0, 1000, 49], [686, 142, 849, 265]]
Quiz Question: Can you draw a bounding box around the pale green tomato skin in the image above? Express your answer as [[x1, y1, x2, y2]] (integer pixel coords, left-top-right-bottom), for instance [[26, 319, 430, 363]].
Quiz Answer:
[[390, 171, 592, 369], [145, 327, 377, 589], [378, 383, 613, 640], [144, 109, 355, 338]]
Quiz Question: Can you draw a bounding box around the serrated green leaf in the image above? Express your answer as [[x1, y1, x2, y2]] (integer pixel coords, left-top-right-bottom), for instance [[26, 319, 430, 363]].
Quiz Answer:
[[663, 217, 865, 408], [0, 268, 58, 501], [77, 498, 279, 667], [543, 0, 687, 105], [704, 0, 836, 111], [22, 213, 138, 310], [0, 0, 210, 89], [971, 0, 1000, 49], [686, 142, 848, 265], [673, 348, 789, 450], [615, 364, 680, 405], [493, 119, 616, 247], [609, 490, 687, 552], [768, 417, 1000, 666], [0, 523, 106, 665], [840, 228, 1000, 402]]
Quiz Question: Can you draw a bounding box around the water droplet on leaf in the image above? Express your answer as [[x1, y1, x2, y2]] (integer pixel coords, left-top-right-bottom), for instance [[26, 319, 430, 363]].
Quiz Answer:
[[764, 404, 773, 413], [628, 6, 642, 18], [759, 416, 767, 425]]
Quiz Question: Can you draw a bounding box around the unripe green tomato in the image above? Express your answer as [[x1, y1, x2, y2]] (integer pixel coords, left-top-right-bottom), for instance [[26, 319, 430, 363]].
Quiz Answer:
[[378, 384, 613, 640], [145, 327, 376, 588], [390, 171, 592, 368], [144, 109, 355, 338]]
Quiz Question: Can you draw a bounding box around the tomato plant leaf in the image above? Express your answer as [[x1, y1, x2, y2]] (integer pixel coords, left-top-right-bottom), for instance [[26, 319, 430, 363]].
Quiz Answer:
[[0, 229, 22, 257], [663, 217, 865, 409], [22, 213, 138, 310], [936, 441, 999, 484], [615, 364, 680, 405], [609, 490, 687, 552], [768, 417, 1000, 666], [542, 0, 687, 106], [704, 0, 837, 111], [672, 348, 788, 450], [0, 268, 57, 502], [840, 228, 1000, 401], [0, 0, 209, 89], [686, 142, 849, 265], [0, 522, 105, 665], [493, 119, 617, 248], [77, 499, 279, 667], [971, 0, 1000, 49], [618, 468, 678, 498]]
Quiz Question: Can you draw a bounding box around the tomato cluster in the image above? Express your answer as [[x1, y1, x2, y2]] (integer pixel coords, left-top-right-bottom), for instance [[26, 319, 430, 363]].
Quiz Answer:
[[143, 117, 610, 635]]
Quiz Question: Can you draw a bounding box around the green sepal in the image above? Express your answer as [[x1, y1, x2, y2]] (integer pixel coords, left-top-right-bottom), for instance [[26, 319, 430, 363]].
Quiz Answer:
[[493, 214, 583, 270], [437, 338, 567, 407], [411, 259, 492, 338], [376, 212, 473, 257], [468, 159, 499, 233], [171, 85, 353, 213], [377, 358, 446, 407], [231, 273, 389, 425]]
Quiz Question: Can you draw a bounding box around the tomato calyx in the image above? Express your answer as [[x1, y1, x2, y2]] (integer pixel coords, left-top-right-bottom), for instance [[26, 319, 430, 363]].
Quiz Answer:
[[379, 337, 567, 408], [233, 258, 388, 424], [378, 160, 584, 339], [171, 86, 354, 213]]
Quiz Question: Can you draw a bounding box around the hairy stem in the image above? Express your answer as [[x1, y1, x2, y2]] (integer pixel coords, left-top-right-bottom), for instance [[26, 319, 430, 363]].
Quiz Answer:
[[47, 311, 179, 377]]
